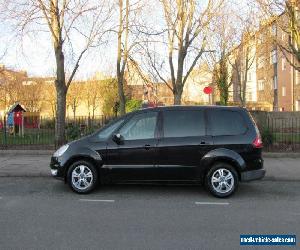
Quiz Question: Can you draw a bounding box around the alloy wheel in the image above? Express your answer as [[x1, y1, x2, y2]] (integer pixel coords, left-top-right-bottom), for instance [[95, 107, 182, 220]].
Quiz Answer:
[[71, 165, 94, 191], [211, 168, 234, 194]]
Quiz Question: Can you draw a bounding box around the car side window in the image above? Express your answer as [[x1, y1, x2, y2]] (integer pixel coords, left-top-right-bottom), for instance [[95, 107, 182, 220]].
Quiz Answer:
[[163, 110, 206, 138], [118, 112, 158, 140], [98, 118, 125, 139], [209, 110, 248, 136]]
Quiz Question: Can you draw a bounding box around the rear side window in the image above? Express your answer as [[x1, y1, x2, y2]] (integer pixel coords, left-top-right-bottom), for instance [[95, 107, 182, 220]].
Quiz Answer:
[[209, 110, 248, 136], [163, 110, 206, 138]]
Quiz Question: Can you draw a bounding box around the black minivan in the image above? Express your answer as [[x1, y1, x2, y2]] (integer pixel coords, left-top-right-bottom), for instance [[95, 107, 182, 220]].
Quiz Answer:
[[50, 106, 265, 198]]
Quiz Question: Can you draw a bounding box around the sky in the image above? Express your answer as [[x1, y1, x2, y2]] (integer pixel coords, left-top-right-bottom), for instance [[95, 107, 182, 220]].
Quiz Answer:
[[0, 0, 252, 80]]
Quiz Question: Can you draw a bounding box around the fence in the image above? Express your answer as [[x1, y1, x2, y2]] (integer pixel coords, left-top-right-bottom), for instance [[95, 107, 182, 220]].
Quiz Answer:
[[0, 115, 114, 150], [1, 111, 300, 152], [250, 111, 300, 152]]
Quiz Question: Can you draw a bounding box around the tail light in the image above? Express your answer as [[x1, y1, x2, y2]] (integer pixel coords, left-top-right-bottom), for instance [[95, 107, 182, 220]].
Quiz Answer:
[[253, 136, 263, 148]]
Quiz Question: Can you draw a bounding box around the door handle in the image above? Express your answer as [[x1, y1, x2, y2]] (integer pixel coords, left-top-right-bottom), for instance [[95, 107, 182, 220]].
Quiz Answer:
[[144, 144, 151, 150], [200, 141, 206, 145]]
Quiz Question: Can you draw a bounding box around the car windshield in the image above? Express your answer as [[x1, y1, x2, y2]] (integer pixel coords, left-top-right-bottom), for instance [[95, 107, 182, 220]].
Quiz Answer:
[[97, 118, 125, 140]]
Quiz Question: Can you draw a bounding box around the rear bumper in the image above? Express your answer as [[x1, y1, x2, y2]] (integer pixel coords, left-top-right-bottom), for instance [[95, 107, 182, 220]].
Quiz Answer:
[[241, 169, 266, 182]]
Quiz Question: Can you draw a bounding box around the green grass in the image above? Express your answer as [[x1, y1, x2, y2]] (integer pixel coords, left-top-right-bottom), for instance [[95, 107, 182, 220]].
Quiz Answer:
[[272, 133, 300, 143], [1, 130, 299, 146], [0, 131, 55, 145]]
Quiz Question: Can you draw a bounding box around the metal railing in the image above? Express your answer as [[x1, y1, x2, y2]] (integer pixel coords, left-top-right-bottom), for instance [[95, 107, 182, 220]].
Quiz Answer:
[[0, 115, 114, 150], [258, 116, 300, 152], [1, 112, 300, 152]]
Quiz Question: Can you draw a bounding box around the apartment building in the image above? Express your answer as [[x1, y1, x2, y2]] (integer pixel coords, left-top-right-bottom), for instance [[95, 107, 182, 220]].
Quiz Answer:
[[230, 5, 300, 111]]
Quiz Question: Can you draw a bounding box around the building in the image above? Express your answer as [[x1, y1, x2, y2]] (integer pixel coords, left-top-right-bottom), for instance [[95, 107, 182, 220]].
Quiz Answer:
[[228, 2, 300, 111]]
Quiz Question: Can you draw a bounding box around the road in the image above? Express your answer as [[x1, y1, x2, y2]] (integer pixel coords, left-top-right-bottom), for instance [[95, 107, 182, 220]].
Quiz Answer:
[[0, 177, 299, 250]]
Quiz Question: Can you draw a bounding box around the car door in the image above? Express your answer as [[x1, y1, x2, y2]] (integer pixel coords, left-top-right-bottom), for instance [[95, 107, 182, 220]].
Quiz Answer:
[[207, 108, 250, 158], [156, 109, 213, 180], [106, 111, 160, 181]]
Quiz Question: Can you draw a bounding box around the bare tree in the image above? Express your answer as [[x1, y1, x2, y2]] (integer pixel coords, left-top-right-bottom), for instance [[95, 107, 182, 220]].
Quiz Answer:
[[21, 79, 44, 112], [116, 0, 129, 115], [144, 0, 223, 104], [1, 0, 112, 145], [116, 0, 144, 115], [84, 80, 101, 119], [229, 13, 257, 107], [207, 8, 237, 105], [67, 82, 82, 119], [257, 0, 300, 71]]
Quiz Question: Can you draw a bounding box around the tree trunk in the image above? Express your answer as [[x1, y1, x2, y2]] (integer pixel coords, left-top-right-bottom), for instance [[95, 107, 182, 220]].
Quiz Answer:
[[55, 87, 66, 147], [173, 92, 182, 105], [73, 106, 76, 120], [117, 76, 126, 115], [54, 44, 67, 147], [173, 85, 183, 105], [116, 0, 127, 116]]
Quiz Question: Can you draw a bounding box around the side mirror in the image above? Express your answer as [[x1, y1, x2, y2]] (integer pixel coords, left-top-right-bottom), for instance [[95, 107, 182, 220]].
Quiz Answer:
[[112, 133, 123, 144]]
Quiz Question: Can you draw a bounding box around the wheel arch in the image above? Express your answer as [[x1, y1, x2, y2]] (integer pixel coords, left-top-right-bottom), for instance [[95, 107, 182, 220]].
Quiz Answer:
[[200, 148, 246, 181], [63, 152, 103, 183]]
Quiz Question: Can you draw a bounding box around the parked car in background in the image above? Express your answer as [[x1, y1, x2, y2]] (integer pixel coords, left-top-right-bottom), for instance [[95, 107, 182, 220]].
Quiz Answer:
[[50, 106, 265, 198]]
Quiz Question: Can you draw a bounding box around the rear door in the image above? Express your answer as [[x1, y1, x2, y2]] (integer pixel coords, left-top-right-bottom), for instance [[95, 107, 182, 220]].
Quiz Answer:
[[156, 109, 213, 180], [207, 108, 250, 155]]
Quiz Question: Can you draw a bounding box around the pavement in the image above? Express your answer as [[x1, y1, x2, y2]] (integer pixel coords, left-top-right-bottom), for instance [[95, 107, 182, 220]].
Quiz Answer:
[[0, 178, 299, 250], [0, 150, 299, 180]]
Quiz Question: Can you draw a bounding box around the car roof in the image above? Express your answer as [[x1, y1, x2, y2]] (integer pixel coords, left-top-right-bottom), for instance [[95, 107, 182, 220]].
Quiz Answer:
[[138, 105, 246, 112]]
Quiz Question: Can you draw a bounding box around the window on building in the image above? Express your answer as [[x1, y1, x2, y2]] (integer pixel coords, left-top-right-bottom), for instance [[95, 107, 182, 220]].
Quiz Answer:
[[258, 80, 265, 91], [258, 57, 264, 69], [296, 71, 300, 85], [273, 75, 278, 89], [296, 100, 300, 111], [271, 24, 277, 36], [282, 86, 286, 97], [248, 72, 252, 81], [282, 58, 287, 70], [296, 8, 300, 23], [270, 50, 277, 64], [282, 32, 286, 41], [257, 34, 263, 44], [248, 92, 253, 102]]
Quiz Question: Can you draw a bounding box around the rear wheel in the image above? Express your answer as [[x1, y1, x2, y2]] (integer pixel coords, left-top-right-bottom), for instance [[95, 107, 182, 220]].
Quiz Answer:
[[67, 160, 98, 194], [205, 162, 238, 198]]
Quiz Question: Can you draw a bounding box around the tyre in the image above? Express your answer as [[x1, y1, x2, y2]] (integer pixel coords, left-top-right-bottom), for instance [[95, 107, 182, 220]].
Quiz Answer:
[[205, 162, 238, 198], [67, 160, 98, 194]]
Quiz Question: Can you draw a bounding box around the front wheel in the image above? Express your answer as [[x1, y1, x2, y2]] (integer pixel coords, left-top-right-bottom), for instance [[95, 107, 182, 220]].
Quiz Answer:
[[205, 162, 238, 198], [67, 160, 98, 194]]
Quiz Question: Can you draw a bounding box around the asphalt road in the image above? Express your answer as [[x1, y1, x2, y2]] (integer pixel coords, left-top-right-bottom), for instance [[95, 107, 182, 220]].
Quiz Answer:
[[0, 178, 299, 250]]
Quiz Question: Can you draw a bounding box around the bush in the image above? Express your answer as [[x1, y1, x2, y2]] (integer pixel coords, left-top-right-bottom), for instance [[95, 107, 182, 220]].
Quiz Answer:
[[66, 123, 81, 141], [41, 119, 55, 129], [126, 99, 143, 113], [261, 127, 273, 146]]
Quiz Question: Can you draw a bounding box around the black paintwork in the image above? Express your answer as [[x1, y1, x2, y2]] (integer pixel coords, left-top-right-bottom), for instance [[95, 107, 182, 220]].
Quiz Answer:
[[50, 106, 265, 184]]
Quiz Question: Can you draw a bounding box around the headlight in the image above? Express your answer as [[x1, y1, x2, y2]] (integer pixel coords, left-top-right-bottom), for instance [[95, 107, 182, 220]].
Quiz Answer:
[[53, 144, 69, 157]]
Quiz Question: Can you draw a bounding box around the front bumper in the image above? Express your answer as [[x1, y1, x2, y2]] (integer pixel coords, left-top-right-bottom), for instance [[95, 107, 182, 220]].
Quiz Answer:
[[50, 156, 66, 179], [241, 169, 266, 182]]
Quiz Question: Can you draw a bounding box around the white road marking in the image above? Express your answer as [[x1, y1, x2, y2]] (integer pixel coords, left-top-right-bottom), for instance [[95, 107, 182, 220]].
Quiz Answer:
[[195, 201, 229, 205], [79, 199, 115, 203]]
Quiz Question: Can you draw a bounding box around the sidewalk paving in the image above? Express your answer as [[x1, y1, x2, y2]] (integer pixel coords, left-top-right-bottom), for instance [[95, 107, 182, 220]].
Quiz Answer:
[[0, 151, 299, 180]]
